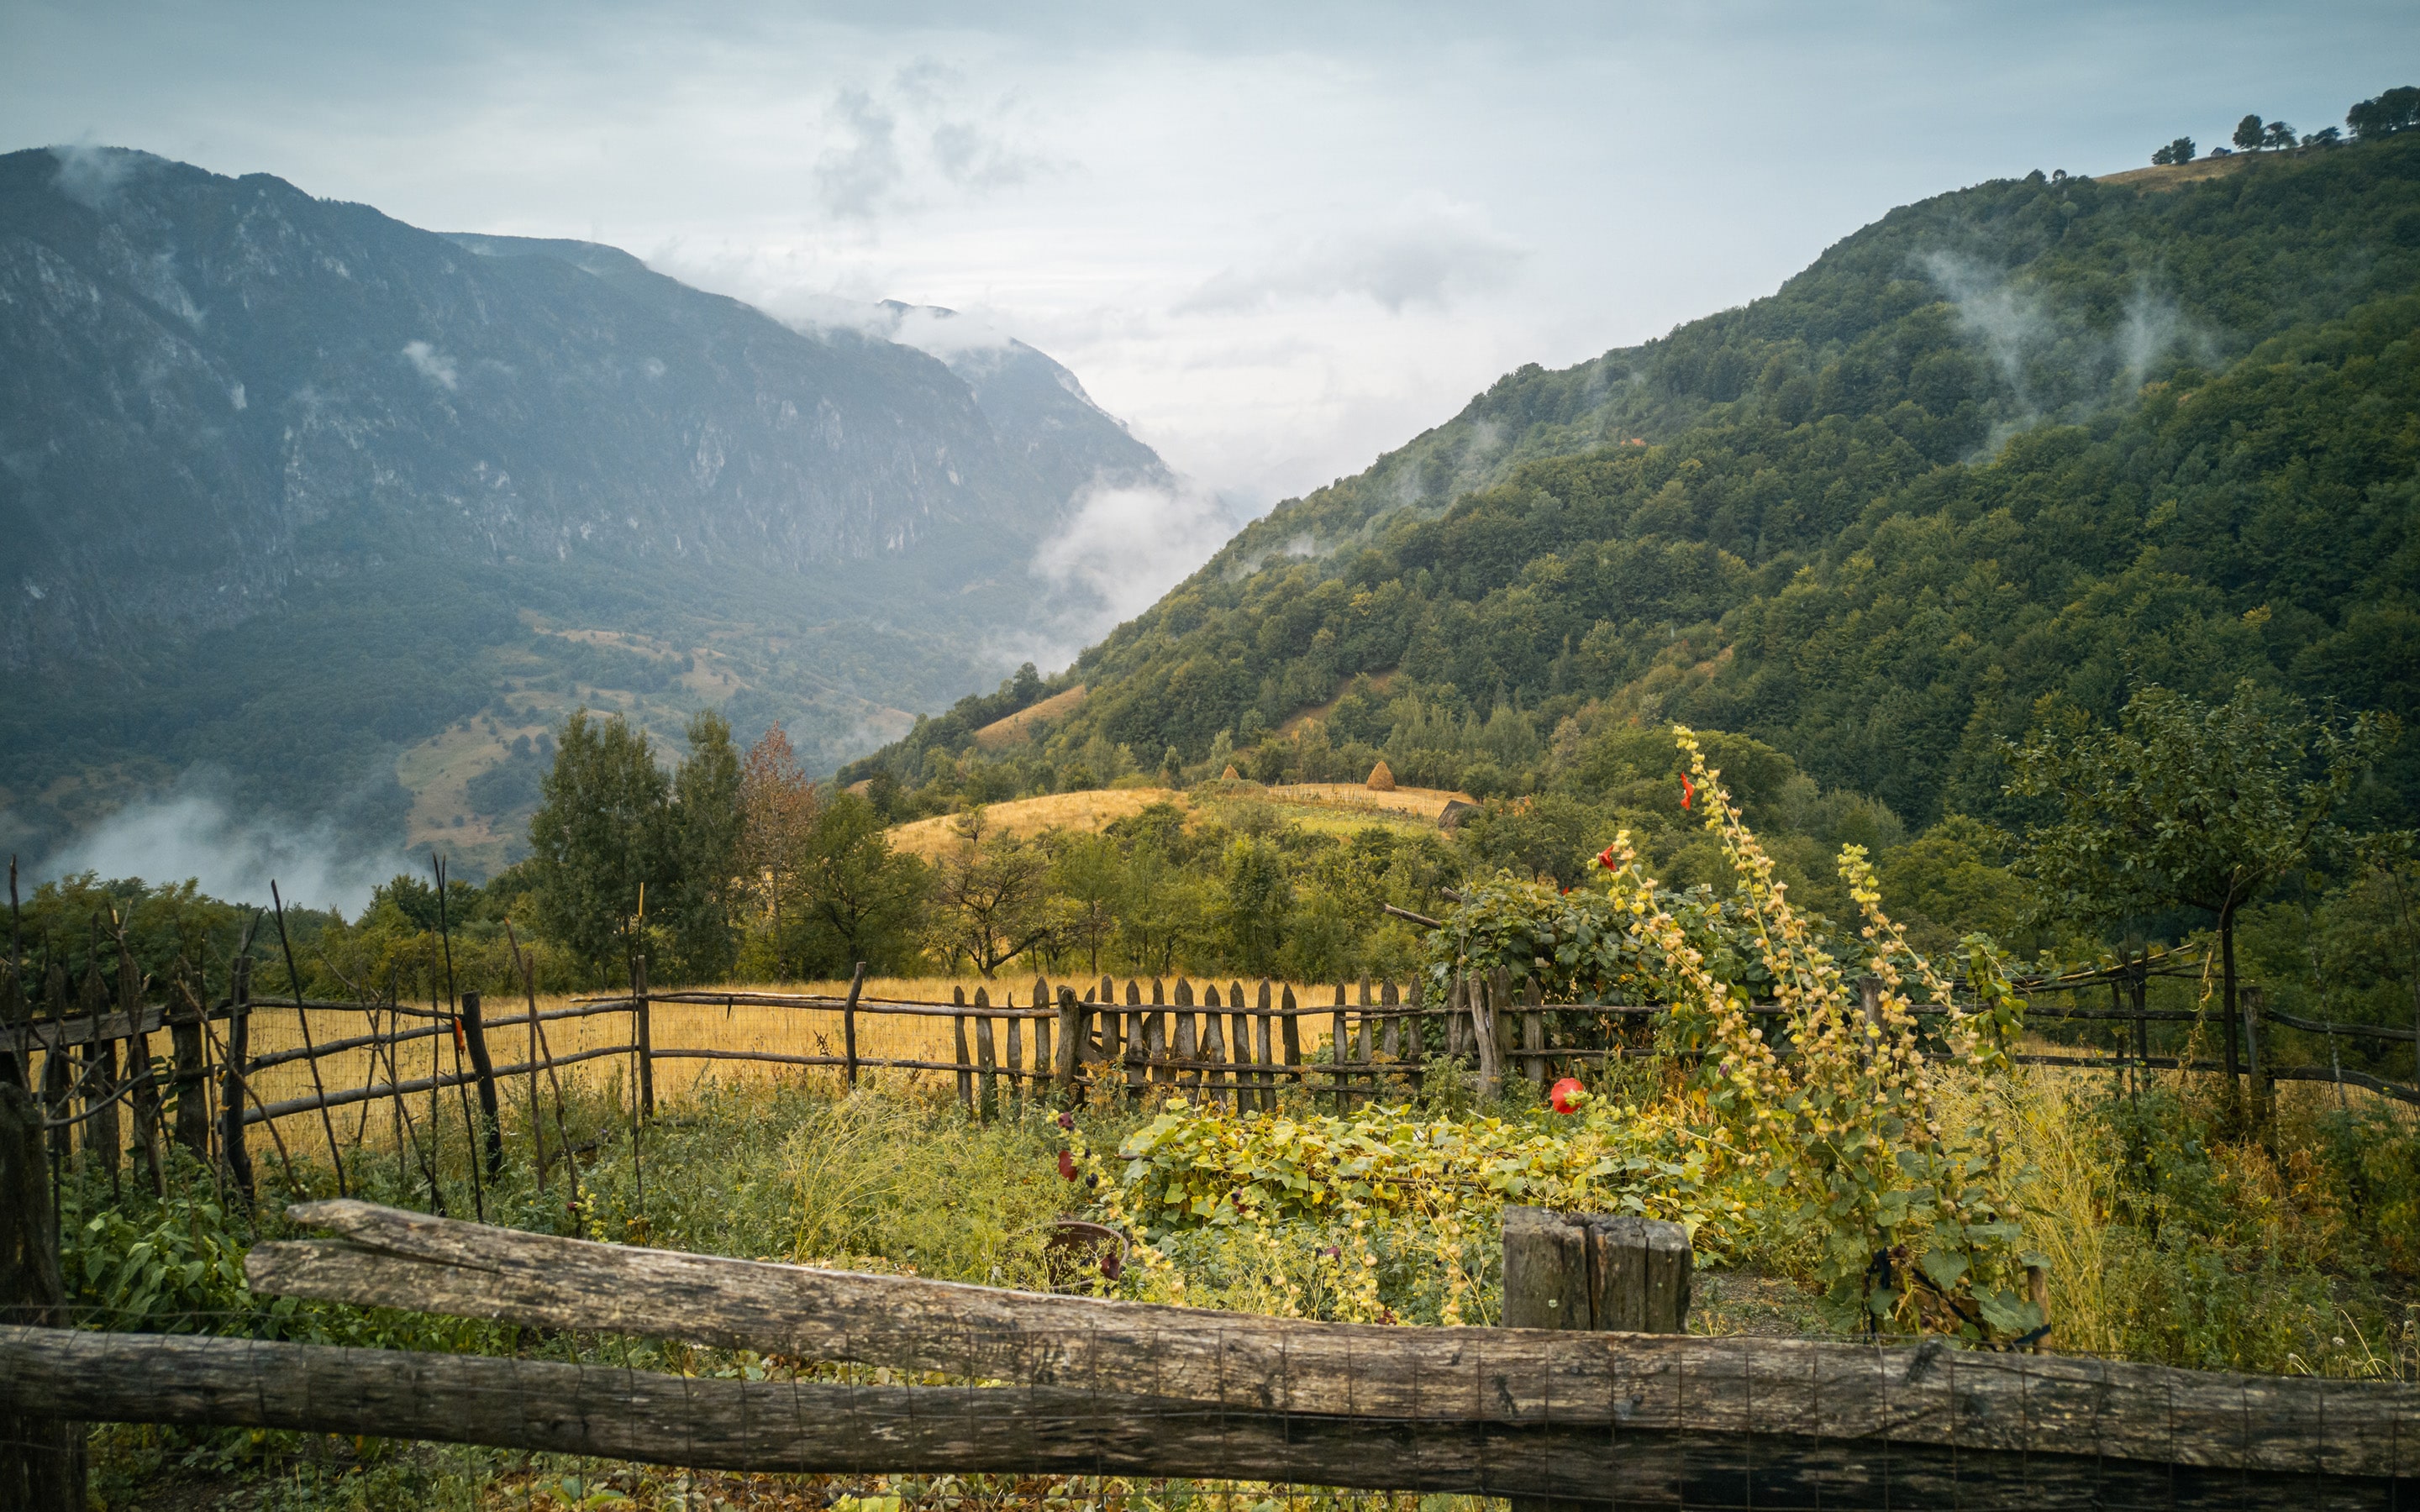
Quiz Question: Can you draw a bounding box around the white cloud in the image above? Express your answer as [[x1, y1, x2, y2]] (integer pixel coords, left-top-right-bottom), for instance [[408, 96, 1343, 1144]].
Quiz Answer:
[[1180, 194, 1529, 314], [36, 790, 412, 916], [813, 87, 902, 218], [402, 339, 459, 390], [3, 0, 2403, 516], [1028, 475, 1250, 653], [50, 141, 150, 209]]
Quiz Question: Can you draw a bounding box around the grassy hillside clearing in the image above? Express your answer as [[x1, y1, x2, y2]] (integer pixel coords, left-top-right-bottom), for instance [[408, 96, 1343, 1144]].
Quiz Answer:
[[2094, 154, 2257, 190], [886, 786, 1186, 861], [1256, 781, 1475, 822], [972, 684, 1087, 748]]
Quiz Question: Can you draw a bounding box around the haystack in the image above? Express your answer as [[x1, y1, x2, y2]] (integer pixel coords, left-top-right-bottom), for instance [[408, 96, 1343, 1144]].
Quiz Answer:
[[1366, 758, 1397, 791]]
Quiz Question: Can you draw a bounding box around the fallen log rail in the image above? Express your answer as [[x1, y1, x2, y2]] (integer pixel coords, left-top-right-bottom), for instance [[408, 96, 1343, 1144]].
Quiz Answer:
[[13, 1325, 2366, 1508], [235, 1200, 2420, 1488]]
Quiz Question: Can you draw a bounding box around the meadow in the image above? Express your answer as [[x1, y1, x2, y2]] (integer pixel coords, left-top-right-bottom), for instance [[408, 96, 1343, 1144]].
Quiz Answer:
[[59, 1041, 2420, 1511]]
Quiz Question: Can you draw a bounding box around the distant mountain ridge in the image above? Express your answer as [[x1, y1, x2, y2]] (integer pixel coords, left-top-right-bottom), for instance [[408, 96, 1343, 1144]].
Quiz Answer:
[[0, 145, 1171, 869], [847, 133, 2420, 832]]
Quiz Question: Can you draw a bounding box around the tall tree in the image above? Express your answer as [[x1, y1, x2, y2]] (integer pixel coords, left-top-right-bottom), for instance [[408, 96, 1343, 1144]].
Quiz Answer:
[[928, 807, 1057, 978], [2347, 86, 2420, 140], [1218, 834, 1294, 975], [529, 710, 671, 985], [738, 723, 819, 942], [666, 710, 744, 982], [792, 791, 927, 975], [2233, 113, 2267, 152], [1046, 831, 1124, 975], [2007, 682, 2398, 1106]]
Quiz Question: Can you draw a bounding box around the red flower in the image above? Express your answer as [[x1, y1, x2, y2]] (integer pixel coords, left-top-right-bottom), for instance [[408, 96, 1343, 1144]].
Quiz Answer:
[[1058, 1149, 1077, 1180], [1596, 846, 1618, 869], [1549, 1077, 1586, 1115], [1681, 774, 1696, 809]]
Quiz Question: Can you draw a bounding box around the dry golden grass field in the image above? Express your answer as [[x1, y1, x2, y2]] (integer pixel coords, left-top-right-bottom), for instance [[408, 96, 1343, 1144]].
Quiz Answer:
[[1255, 782, 1474, 822], [886, 786, 1185, 860], [59, 974, 1376, 1154], [886, 780, 1472, 862], [971, 684, 1087, 748]]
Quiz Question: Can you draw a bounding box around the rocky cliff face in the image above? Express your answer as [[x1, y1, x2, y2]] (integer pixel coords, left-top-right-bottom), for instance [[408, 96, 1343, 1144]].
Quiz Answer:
[[0, 148, 1165, 671]]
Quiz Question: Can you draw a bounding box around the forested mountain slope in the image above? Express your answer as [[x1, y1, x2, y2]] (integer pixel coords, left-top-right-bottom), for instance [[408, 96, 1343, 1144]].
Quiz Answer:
[[0, 147, 1168, 868], [851, 130, 2420, 832]]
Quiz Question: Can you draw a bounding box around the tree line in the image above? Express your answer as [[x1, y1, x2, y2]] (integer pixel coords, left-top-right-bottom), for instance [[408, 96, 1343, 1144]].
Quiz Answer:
[[2150, 84, 2412, 165]]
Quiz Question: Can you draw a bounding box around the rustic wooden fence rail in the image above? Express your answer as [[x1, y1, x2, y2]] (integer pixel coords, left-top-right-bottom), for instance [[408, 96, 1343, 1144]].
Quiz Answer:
[[8, 943, 2415, 1210], [7, 1196, 2417, 1508]]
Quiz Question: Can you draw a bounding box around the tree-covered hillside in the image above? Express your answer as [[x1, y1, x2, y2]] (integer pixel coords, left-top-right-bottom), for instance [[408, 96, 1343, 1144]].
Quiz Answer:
[[848, 123, 2420, 833]]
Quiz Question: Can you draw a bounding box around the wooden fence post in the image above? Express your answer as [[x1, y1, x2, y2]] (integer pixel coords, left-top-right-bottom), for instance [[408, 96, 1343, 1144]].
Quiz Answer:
[[632, 957, 655, 1121], [1172, 980, 1198, 1097], [459, 991, 504, 1179], [1472, 973, 1505, 1103], [842, 963, 866, 1090], [1280, 986, 1302, 1091], [1198, 987, 1227, 1108], [1502, 1205, 1691, 1334], [1254, 981, 1275, 1112], [952, 987, 973, 1112], [0, 1080, 84, 1511], [1521, 977, 1545, 1090], [79, 965, 116, 1187], [1330, 983, 1349, 1111], [169, 970, 210, 1160], [0, 953, 24, 1093], [122, 937, 165, 1196], [2243, 986, 2272, 1122], [1055, 987, 1081, 1096], [221, 956, 254, 1203], [973, 988, 999, 1120]]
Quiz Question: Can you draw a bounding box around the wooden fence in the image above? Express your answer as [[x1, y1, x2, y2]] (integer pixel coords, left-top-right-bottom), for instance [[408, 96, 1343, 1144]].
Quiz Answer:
[[9, 943, 2416, 1212], [6, 1194, 2417, 1507]]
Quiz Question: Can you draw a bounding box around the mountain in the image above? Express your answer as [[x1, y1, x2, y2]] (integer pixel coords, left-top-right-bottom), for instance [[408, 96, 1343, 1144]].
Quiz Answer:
[[0, 146, 1171, 872], [847, 130, 2420, 832]]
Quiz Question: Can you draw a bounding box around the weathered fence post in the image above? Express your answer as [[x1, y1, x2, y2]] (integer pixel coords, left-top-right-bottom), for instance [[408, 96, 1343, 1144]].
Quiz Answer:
[[2243, 985, 2272, 1122], [632, 956, 655, 1120], [841, 962, 866, 1090], [169, 970, 210, 1160], [1055, 986, 1081, 1096], [1471, 973, 1505, 1103], [1521, 977, 1546, 1090], [1502, 1205, 1691, 1334], [0, 1079, 84, 1512], [973, 988, 999, 1120], [952, 987, 974, 1112], [0, 950, 24, 1094], [1280, 985, 1302, 1090], [459, 991, 504, 1179], [1254, 980, 1275, 1111], [1330, 983, 1349, 1111], [122, 937, 165, 1197], [221, 955, 254, 1202], [79, 965, 117, 1187], [1018, 978, 1044, 1102]]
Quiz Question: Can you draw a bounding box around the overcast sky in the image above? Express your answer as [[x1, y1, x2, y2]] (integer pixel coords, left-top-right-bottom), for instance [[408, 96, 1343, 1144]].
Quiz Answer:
[[5, 1, 2412, 511]]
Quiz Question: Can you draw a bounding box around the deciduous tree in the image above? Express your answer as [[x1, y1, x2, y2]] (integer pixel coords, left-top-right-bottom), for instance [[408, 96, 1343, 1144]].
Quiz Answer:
[[2006, 682, 2398, 1106], [928, 807, 1057, 978], [529, 710, 671, 985]]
